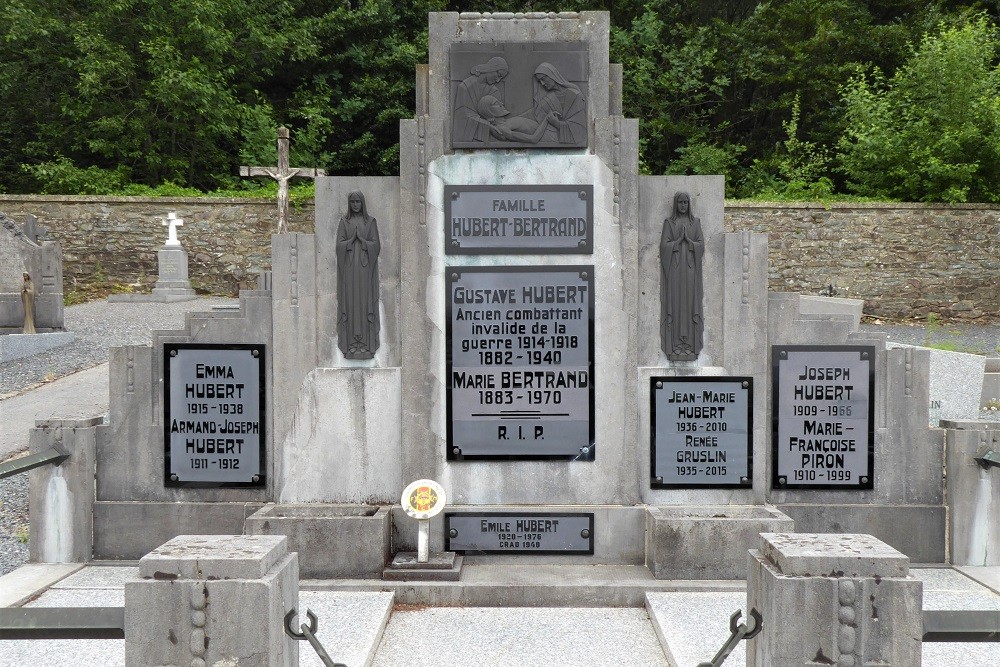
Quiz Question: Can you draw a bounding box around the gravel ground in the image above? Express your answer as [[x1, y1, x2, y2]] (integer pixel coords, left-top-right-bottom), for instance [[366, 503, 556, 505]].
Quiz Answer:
[[0, 300, 996, 578], [0, 297, 236, 576]]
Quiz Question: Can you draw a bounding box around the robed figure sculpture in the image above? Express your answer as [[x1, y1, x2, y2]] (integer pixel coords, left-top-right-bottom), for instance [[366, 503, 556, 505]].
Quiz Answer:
[[660, 191, 704, 361], [336, 191, 381, 359]]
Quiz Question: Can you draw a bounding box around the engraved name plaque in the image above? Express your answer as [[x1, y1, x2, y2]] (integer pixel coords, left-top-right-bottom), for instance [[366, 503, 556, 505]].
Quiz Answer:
[[651, 376, 753, 489], [445, 512, 594, 554], [164, 343, 266, 487], [445, 185, 593, 254], [446, 266, 594, 460], [772, 346, 875, 490]]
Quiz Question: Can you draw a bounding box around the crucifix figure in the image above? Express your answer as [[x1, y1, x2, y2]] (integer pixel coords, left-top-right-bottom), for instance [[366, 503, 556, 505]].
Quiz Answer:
[[162, 212, 183, 246], [240, 127, 326, 234]]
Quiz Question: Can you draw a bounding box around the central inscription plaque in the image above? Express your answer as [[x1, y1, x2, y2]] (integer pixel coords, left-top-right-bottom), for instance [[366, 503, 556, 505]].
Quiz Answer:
[[447, 266, 594, 460], [445, 185, 593, 254], [772, 345, 875, 489], [164, 343, 266, 487], [651, 376, 753, 488]]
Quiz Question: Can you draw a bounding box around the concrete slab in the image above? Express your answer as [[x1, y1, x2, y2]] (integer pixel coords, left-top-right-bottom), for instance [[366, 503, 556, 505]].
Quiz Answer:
[[299, 591, 393, 667], [0, 332, 74, 363], [0, 563, 82, 607], [50, 565, 139, 590], [25, 587, 124, 607], [371, 606, 669, 667], [306, 564, 746, 607], [646, 591, 747, 667], [0, 363, 108, 460], [956, 565, 1000, 594]]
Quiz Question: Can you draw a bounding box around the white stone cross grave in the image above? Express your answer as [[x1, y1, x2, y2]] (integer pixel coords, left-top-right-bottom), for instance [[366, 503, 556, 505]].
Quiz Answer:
[[240, 126, 327, 234], [162, 212, 183, 246]]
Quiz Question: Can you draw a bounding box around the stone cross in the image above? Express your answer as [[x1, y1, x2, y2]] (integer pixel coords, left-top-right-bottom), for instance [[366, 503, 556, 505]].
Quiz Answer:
[[240, 126, 326, 234], [162, 212, 183, 246]]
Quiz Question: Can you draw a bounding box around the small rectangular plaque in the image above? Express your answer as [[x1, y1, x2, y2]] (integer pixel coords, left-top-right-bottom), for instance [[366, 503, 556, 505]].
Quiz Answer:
[[164, 343, 266, 487], [772, 346, 875, 490], [445, 512, 594, 554], [651, 376, 753, 489], [445, 185, 593, 254], [446, 266, 595, 460]]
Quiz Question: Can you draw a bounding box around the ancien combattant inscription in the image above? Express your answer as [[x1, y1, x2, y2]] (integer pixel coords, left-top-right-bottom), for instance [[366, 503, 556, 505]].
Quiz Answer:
[[447, 267, 594, 460]]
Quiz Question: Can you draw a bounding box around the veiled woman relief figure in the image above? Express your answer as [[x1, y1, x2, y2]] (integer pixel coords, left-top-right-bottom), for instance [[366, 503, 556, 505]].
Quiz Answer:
[[660, 192, 704, 361], [453, 57, 509, 143], [336, 191, 381, 359], [529, 62, 587, 145]]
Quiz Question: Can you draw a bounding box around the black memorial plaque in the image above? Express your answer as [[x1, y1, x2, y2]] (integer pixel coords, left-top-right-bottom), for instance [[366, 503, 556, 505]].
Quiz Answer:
[[164, 343, 266, 488], [447, 266, 594, 460], [445, 185, 593, 254], [650, 376, 753, 489], [445, 512, 594, 554], [772, 346, 875, 490]]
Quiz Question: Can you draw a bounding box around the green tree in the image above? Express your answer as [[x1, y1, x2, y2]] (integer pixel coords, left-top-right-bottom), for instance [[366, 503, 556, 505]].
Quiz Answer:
[[838, 15, 1000, 202]]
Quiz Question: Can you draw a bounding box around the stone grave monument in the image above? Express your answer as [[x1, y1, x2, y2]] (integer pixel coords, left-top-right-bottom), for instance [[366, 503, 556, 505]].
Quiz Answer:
[[109, 211, 198, 302], [28, 11, 947, 586]]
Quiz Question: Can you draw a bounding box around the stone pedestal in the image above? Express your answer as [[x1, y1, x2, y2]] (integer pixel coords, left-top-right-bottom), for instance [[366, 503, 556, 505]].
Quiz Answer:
[[747, 533, 922, 667], [944, 420, 1000, 565], [151, 245, 196, 301], [124, 535, 299, 667]]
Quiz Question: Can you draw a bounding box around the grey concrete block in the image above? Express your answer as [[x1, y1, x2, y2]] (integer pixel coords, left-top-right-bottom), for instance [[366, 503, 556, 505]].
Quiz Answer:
[[246, 504, 391, 578], [0, 331, 74, 362], [646, 505, 794, 580], [776, 503, 946, 563], [28, 417, 102, 563], [887, 342, 987, 425], [125, 535, 298, 667], [946, 424, 1000, 565], [93, 501, 264, 560], [798, 295, 864, 330], [747, 534, 922, 667], [277, 367, 401, 504]]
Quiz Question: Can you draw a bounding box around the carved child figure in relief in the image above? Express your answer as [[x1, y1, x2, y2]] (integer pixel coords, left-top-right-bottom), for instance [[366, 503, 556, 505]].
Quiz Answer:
[[336, 191, 381, 359], [659, 191, 704, 361]]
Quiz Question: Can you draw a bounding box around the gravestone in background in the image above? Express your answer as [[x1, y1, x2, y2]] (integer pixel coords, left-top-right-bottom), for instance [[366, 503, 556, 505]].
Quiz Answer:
[[0, 212, 64, 332]]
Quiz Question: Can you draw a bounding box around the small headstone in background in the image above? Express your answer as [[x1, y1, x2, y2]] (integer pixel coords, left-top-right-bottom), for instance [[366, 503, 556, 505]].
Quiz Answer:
[[150, 212, 197, 302]]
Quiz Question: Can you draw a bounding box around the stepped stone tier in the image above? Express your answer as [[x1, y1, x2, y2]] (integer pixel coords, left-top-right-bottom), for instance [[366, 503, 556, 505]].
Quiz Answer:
[[28, 11, 950, 589]]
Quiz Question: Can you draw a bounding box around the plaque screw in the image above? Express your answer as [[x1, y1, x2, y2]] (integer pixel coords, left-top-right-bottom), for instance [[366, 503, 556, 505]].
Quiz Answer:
[[777, 476, 787, 486], [170, 474, 179, 482], [861, 352, 869, 359], [655, 476, 663, 483], [580, 272, 588, 279], [742, 381, 749, 389], [252, 349, 260, 358], [449, 528, 458, 538], [451, 273, 458, 281], [740, 476, 749, 484], [578, 239, 586, 246], [780, 351, 787, 359], [860, 476, 869, 484], [580, 446, 590, 455], [451, 240, 459, 246], [452, 192, 459, 199], [169, 350, 177, 357], [452, 447, 460, 455], [252, 474, 260, 483], [580, 529, 590, 538], [579, 191, 587, 199]]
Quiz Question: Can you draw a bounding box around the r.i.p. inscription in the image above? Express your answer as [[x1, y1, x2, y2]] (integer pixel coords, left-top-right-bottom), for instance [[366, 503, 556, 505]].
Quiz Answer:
[[446, 266, 594, 460]]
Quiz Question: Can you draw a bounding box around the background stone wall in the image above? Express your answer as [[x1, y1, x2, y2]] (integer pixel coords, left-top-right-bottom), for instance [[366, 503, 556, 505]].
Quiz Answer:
[[0, 196, 995, 320]]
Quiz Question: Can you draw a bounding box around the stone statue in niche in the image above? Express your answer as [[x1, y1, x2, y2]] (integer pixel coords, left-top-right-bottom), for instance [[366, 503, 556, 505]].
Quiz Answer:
[[336, 191, 380, 359], [660, 192, 704, 361], [21, 272, 36, 334], [450, 45, 589, 149]]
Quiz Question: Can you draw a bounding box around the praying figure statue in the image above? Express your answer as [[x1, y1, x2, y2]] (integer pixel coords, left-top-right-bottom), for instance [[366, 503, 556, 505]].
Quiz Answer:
[[336, 191, 381, 359], [21, 272, 36, 334], [660, 192, 704, 361]]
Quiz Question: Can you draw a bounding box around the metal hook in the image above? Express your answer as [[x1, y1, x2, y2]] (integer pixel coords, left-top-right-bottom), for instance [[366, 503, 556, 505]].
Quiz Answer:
[[283, 608, 317, 640]]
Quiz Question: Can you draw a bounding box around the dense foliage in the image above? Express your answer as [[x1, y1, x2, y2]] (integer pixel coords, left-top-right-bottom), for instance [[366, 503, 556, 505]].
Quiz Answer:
[[1, 1, 998, 201]]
